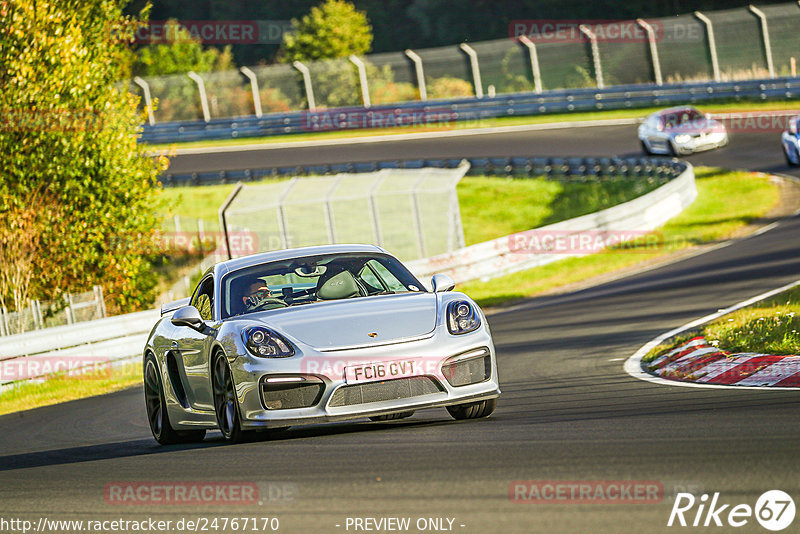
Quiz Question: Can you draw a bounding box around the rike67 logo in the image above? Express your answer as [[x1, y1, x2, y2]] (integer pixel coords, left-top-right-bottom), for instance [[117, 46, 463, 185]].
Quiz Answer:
[[668, 490, 795, 531]]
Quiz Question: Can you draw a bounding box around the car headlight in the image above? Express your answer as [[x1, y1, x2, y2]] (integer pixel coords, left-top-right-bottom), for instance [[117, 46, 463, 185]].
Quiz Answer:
[[674, 134, 691, 143], [447, 300, 481, 335], [243, 326, 294, 357]]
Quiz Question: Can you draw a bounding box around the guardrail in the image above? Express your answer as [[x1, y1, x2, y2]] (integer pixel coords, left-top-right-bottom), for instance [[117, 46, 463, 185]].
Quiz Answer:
[[142, 76, 800, 145], [0, 309, 158, 390], [162, 155, 683, 187]]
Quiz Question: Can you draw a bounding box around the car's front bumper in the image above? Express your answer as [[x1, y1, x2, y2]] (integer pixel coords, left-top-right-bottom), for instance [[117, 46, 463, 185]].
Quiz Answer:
[[228, 325, 500, 429], [673, 131, 728, 154]]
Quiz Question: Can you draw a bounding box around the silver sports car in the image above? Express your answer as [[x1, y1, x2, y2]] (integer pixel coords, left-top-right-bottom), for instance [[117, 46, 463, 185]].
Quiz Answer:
[[638, 106, 728, 156], [143, 244, 500, 444]]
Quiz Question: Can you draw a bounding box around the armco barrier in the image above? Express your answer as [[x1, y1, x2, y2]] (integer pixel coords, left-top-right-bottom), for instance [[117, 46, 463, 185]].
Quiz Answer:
[[405, 161, 695, 284], [0, 309, 159, 389], [141, 77, 800, 145], [161, 155, 682, 187]]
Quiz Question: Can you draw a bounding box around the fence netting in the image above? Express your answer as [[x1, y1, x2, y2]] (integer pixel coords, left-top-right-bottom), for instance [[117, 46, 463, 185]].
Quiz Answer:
[[129, 3, 800, 122], [221, 164, 469, 262]]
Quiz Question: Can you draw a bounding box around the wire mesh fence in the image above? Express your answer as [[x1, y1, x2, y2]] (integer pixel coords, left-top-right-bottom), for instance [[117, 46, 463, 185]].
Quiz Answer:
[[220, 164, 469, 262], [0, 286, 106, 337], [131, 3, 800, 123]]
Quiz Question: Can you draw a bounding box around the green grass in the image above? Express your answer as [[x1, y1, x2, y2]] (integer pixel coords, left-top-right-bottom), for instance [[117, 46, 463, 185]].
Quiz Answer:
[[0, 363, 141, 417], [147, 98, 800, 151], [459, 167, 780, 307], [643, 285, 800, 364]]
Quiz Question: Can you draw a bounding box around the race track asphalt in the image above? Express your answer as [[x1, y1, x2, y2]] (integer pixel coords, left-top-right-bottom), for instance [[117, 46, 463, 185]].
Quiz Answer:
[[1, 121, 799, 534]]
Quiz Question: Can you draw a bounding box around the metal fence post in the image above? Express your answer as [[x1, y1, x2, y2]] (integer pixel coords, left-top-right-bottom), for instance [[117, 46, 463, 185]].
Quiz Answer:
[[132, 76, 155, 125], [349, 55, 371, 107], [459, 43, 484, 98], [411, 173, 428, 259], [368, 172, 388, 247], [187, 71, 211, 122], [518, 35, 543, 93], [64, 294, 74, 325], [749, 5, 775, 78], [404, 49, 427, 100], [579, 25, 604, 89], [276, 178, 299, 250], [323, 175, 344, 244], [0, 306, 7, 337], [636, 19, 663, 86], [694, 12, 721, 82], [92, 285, 105, 319], [239, 66, 263, 118], [219, 182, 244, 260], [292, 61, 316, 111]]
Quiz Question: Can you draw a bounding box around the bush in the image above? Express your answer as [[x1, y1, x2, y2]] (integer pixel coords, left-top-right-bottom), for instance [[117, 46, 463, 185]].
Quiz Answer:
[[0, 0, 167, 314], [427, 76, 474, 99]]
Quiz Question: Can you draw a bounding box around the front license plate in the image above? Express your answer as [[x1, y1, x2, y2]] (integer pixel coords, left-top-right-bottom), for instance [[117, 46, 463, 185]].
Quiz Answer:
[[344, 359, 420, 384]]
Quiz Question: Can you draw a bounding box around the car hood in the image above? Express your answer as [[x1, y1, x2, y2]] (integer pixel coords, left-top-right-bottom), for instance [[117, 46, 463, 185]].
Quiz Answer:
[[665, 118, 726, 135], [252, 292, 438, 350]]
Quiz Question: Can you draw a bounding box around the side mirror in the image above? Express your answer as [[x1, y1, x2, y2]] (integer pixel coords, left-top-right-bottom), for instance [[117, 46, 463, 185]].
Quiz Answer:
[[431, 273, 455, 293], [171, 305, 204, 330]]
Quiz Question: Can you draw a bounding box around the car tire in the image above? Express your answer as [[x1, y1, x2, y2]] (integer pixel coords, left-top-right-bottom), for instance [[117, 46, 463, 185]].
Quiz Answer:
[[370, 411, 415, 422], [144, 355, 206, 445], [212, 351, 252, 444], [446, 398, 497, 420], [785, 145, 800, 166], [667, 140, 678, 156]]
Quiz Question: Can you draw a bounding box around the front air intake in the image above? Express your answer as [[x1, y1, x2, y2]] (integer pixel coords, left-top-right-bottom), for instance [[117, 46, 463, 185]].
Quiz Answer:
[[259, 375, 324, 410]]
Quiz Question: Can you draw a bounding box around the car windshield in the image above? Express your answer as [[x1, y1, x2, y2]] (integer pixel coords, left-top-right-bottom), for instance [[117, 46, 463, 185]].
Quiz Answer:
[[661, 108, 704, 129], [220, 252, 425, 318]]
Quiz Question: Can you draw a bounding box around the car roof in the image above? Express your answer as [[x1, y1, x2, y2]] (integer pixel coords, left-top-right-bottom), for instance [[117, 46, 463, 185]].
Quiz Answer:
[[650, 106, 701, 118], [211, 244, 389, 278]]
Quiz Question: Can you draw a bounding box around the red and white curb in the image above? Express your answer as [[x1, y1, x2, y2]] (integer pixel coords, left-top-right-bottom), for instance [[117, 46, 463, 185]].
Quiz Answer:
[[646, 336, 800, 387], [624, 279, 800, 390]]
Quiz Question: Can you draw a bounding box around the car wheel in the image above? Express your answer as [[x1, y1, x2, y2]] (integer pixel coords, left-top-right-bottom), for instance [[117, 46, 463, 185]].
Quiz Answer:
[[640, 140, 652, 155], [667, 140, 678, 156], [446, 398, 497, 420], [212, 352, 251, 443], [144, 355, 206, 445], [785, 144, 800, 166], [370, 411, 415, 422]]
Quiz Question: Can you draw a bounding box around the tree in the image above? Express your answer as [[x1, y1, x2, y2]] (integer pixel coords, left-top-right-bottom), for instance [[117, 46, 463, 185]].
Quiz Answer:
[[0, 0, 168, 314], [132, 19, 234, 77], [280, 0, 373, 63]]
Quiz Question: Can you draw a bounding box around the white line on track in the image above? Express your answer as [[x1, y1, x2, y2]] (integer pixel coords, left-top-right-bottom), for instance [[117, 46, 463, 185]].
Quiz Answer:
[[624, 278, 800, 390]]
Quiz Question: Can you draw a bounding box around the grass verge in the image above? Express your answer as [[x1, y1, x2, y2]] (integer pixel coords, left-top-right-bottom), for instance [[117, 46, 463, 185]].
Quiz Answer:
[[643, 285, 800, 363], [0, 363, 141, 417], [460, 167, 780, 307], [147, 98, 800, 151]]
